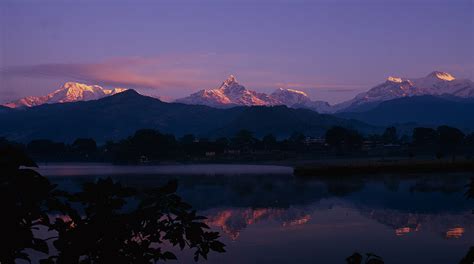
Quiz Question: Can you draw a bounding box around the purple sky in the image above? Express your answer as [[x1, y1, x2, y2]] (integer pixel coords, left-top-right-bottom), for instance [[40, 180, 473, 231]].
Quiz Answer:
[[1, 0, 472, 104]]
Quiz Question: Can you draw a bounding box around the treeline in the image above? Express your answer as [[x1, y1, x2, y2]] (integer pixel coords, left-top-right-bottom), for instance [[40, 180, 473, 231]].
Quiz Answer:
[[326, 125, 474, 160], [1, 125, 474, 163]]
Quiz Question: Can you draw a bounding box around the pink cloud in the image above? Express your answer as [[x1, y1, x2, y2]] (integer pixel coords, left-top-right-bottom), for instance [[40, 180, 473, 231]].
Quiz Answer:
[[0, 56, 216, 91], [0, 54, 371, 101]]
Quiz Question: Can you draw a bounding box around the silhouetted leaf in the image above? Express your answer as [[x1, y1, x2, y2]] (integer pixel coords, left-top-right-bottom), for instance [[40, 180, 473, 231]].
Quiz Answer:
[[162, 251, 177, 260], [346, 252, 363, 264]]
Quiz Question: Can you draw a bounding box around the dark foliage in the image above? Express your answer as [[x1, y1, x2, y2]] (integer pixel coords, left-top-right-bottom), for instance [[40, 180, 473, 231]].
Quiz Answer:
[[346, 252, 384, 264], [382, 126, 398, 144], [71, 138, 98, 158], [111, 129, 178, 163], [325, 126, 363, 154], [12, 123, 474, 163], [459, 247, 474, 264], [412, 127, 438, 147], [0, 144, 57, 263], [411, 126, 473, 159], [437, 125, 465, 161], [28, 139, 68, 159], [0, 145, 225, 264]]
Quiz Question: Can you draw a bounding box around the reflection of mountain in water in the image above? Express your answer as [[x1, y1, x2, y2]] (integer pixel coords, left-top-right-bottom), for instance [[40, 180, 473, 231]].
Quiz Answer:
[[198, 201, 474, 241], [204, 207, 313, 240], [358, 207, 473, 239], [50, 173, 473, 241]]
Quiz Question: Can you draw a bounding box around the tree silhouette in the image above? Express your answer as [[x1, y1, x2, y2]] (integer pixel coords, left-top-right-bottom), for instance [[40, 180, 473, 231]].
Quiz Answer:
[[27, 139, 67, 160], [71, 138, 98, 159], [325, 126, 363, 154], [0, 144, 58, 263], [262, 134, 277, 151], [232, 130, 256, 151], [382, 126, 398, 144], [43, 179, 225, 264], [113, 129, 178, 163], [437, 125, 465, 161], [459, 247, 474, 264], [346, 252, 384, 264], [0, 144, 225, 264], [412, 127, 438, 147]]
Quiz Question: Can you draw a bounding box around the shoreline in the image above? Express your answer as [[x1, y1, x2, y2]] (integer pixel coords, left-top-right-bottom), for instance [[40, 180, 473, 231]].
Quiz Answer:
[[294, 160, 474, 177]]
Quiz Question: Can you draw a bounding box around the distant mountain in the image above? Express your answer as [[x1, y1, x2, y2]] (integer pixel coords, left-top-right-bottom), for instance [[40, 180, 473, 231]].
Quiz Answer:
[[175, 75, 279, 108], [3, 82, 127, 108], [175, 75, 333, 113], [270, 88, 333, 113], [338, 95, 474, 131], [0, 90, 375, 143], [270, 88, 312, 106], [335, 71, 474, 112], [0, 106, 11, 114], [175, 71, 474, 114]]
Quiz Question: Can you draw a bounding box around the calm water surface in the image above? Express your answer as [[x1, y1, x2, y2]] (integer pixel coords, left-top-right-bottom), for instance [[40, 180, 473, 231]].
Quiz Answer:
[[39, 164, 473, 264]]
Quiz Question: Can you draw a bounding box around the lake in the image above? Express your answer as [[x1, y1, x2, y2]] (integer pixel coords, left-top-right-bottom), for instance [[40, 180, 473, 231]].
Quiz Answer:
[[39, 163, 473, 264]]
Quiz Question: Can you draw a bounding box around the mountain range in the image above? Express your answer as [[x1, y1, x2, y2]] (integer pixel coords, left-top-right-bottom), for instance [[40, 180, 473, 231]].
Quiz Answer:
[[2, 71, 473, 142], [174, 75, 333, 112], [335, 71, 474, 112], [175, 71, 474, 113], [3, 82, 127, 108], [4, 71, 473, 115], [0, 90, 374, 143]]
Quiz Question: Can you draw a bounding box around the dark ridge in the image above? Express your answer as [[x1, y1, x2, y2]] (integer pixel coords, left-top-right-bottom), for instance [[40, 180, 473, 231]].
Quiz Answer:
[[0, 91, 375, 143]]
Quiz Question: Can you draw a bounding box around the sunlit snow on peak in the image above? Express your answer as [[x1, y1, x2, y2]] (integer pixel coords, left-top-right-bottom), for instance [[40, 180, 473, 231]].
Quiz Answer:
[[387, 76, 403, 83], [428, 71, 456, 81]]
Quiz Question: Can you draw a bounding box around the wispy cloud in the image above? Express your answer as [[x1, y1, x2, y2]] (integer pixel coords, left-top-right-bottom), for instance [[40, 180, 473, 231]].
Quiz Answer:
[[1, 54, 370, 100], [0, 56, 214, 90], [273, 81, 366, 91]]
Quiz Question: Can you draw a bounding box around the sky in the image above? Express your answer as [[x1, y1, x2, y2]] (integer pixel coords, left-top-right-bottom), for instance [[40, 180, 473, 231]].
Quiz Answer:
[[0, 0, 473, 104]]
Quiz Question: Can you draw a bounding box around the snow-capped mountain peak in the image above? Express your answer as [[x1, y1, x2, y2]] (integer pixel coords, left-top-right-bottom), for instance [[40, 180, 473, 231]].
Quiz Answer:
[[221, 75, 238, 87], [270, 88, 311, 106], [335, 71, 473, 112], [387, 76, 403, 83], [176, 75, 279, 107], [218, 75, 250, 100], [427, 71, 456, 81], [282, 88, 308, 97], [3, 82, 127, 108], [175, 77, 334, 113]]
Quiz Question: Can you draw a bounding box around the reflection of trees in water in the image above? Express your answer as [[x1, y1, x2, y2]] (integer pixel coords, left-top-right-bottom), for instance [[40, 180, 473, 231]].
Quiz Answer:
[[409, 176, 468, 194], [113, 174, 329, 210], [70, 173, 471, 213], [21, 162, 474, 263], [466, 177, 474, 200], [324, 178, 365, 197], [349, 177, 474, 264], [0, 145, 225, 263], [93, 173, 474, 245]]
